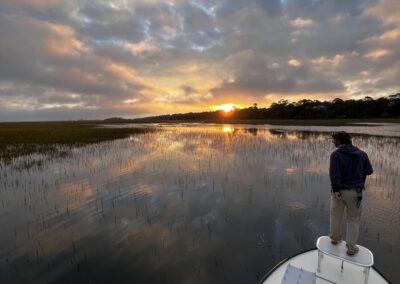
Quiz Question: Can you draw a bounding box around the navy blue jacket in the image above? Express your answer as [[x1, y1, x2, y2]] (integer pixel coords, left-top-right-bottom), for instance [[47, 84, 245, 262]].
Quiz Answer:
[[329, 144, 373, 192]]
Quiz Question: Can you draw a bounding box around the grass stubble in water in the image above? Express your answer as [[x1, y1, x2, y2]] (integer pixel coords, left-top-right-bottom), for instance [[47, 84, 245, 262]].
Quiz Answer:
[[0, 124, 399, 283]]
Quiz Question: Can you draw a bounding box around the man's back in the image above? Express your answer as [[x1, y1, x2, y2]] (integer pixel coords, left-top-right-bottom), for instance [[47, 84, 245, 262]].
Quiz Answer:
[[330, 144, 373, 191]]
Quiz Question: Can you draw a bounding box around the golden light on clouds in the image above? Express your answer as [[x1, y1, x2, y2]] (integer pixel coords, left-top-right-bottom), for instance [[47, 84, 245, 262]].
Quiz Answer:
[[365, 0, 400, 25], [105, 63, 138, 81], [124, 40, 159, 56], [378, 29, 400, 42], [123, 98, 140, 104], [288, 59, 302, 67], [365, 28, 400, 43], [44, 23, 86, 57], [365, 49, 391, 59], [312, 54, 344, 66], [290, 17, 314, 27]]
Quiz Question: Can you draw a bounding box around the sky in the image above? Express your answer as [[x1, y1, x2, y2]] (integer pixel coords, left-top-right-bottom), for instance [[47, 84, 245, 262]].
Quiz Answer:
[[0, 0, 399, 121]]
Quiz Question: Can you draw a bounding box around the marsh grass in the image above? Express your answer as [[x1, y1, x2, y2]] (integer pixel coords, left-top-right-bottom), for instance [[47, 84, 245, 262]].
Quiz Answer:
[[0, 124, 399, 283], [0, 121, 155, 162]]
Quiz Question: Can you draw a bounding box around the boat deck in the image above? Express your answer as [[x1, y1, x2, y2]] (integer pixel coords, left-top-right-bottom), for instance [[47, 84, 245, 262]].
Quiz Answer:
[[261, 249, 388, 284]]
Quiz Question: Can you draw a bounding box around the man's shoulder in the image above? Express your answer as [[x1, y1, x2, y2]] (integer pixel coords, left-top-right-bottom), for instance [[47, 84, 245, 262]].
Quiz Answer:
[[331, 148, 342, 155], [360, 149, 370, 159], [355, 147, 369, 157], [330, 150, 340, 158]]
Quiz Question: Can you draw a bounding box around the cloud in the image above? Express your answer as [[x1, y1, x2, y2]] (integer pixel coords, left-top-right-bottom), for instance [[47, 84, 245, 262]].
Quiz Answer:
[[290, 17, 314, 27], [312, 54, 344, 66], [210, 50, 344, 103], [124, 41, 160, 56], [365, 0, 400, 25], [0, 11, 149, 116], [364, 49, 392, 59], [288, 59, 302, 67], [0, 0, 399, 120], [44, 23, 86, 57]]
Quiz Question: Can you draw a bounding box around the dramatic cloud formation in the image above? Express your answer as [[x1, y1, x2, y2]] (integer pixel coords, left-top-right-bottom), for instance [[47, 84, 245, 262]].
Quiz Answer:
[[0, 0, 399, 120]]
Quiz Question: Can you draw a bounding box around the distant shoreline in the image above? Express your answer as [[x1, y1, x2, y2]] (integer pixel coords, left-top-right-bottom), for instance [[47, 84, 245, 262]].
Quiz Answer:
[[103, 118, 400, 126]]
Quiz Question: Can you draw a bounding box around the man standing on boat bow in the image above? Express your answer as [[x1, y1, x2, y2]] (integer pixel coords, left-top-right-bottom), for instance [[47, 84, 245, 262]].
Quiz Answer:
[[329, 131, 373, 256]]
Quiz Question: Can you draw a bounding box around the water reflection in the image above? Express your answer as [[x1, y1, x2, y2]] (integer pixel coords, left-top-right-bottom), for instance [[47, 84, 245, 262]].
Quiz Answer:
[[244, 128, 258, 136], [222, 126, 233, 133], [0, 126, 399, 283]]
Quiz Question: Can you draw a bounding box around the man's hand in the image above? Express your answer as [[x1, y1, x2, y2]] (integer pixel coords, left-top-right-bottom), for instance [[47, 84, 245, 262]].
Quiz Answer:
[[333, 191, 342, 199]]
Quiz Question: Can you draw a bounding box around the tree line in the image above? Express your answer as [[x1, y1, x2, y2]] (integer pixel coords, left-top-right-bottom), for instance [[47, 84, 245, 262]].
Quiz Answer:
[[113, 93, 400, 122]]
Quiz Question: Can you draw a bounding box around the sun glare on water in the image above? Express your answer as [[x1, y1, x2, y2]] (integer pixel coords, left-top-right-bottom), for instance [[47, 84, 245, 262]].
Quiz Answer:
[[223, 126, 233, 133]]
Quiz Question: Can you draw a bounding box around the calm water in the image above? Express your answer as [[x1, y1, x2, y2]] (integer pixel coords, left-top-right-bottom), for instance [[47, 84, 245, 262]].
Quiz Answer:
[[0, 124, 399, 283]]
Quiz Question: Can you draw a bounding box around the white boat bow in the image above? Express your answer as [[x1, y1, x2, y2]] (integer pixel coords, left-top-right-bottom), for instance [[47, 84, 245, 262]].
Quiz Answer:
[[259, 236, 389, 284]]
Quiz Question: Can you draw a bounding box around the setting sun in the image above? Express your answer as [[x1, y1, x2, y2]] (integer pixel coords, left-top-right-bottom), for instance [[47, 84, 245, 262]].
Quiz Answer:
[[216, 104, 237, 112]]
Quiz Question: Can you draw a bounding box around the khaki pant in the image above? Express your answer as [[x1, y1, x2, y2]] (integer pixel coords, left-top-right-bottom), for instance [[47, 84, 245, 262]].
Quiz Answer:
[[329, 189, 361, 248]]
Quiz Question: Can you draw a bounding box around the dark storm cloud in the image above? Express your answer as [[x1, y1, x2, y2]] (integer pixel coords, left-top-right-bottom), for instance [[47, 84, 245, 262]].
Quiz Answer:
[[77, 2, 144, 43], [215, 0, 284, 18], [180, 3, 222, 50], [295, 11, 382, 57], [172, 84, 209, 104], [0, 0, 399, 120], [0, 1, 77, 24], [284, 0, 375, 20], [211, 50, 344, 99]]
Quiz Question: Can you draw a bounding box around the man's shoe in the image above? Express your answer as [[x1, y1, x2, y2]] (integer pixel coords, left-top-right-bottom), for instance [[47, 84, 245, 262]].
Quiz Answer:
[[346, 244, 359, 256], [331, 239, 341, 245]]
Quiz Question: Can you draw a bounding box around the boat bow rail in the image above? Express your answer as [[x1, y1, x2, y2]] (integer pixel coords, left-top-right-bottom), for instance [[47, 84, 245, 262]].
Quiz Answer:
[[316, 236, 373, 284], [260, 236, 389, 284]]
